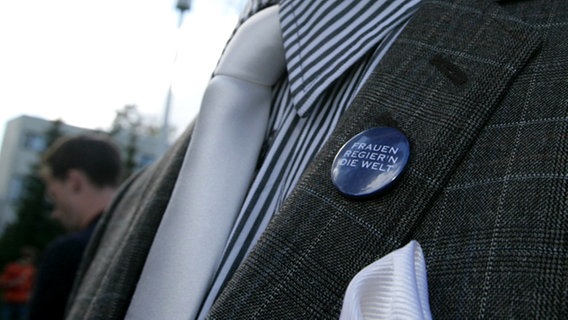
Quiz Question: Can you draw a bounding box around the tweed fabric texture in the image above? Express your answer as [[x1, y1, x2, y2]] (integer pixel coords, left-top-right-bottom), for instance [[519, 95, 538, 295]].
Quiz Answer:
[[65, 124, 194, 319], [208, 0, 567, 319]]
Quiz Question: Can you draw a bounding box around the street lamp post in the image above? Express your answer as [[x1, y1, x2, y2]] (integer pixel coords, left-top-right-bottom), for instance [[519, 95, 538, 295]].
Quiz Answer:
[[161, 0, 192, 152], [176, 0, 191, 25]]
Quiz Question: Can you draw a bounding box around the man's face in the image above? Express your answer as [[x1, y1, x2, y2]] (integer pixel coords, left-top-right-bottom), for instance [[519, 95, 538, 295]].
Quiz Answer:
[[43, 171, 82, 231]]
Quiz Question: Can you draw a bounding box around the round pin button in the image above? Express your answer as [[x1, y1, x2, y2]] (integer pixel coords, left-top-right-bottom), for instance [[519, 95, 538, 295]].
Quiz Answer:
[[331, 127, 410, 198]]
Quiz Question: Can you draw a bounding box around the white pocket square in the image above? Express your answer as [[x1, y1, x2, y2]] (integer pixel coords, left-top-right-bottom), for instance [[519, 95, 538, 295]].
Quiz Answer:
[[340, 240, 432, 320]]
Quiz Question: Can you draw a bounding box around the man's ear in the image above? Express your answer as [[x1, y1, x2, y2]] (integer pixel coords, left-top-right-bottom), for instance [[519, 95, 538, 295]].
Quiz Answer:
[[66, 169, 88, 193]]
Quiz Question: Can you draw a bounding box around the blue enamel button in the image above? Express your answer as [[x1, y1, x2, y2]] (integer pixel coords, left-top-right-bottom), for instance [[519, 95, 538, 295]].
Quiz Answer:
[[331, 127, 410, 198]]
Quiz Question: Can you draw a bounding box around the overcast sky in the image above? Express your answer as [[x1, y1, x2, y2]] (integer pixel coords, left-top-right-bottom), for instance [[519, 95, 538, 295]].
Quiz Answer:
[[0, 0, 246, 144]]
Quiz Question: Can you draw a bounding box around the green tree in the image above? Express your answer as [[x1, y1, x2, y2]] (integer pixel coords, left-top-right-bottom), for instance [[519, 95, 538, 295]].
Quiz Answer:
[[109, 104, 163, 180], [0, 120, 65, 267], [109, 104, 141, 179]]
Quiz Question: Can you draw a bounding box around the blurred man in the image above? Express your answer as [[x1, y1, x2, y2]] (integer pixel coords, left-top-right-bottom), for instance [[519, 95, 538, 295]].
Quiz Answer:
[[28, 134, 122, 320]]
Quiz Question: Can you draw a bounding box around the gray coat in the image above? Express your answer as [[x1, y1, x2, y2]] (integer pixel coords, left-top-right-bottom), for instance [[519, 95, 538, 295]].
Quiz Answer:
[[67, 0, 568, 318]]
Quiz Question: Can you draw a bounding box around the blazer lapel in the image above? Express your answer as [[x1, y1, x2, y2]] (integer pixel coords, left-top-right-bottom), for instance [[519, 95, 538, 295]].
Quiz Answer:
[[209, 0, 543, 318], [317, 0, 544, 253]]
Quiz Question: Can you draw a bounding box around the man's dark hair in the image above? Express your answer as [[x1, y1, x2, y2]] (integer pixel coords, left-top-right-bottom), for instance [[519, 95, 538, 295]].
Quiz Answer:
[[41, 134, 123, 187]]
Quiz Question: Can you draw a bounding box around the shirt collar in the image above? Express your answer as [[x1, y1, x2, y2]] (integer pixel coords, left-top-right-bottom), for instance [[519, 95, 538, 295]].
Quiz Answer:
[[278, 0, 421, 117]]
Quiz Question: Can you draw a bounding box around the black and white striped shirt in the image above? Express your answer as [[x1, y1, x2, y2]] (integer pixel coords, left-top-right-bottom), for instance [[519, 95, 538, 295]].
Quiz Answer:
[[199, 0, 421, 317]]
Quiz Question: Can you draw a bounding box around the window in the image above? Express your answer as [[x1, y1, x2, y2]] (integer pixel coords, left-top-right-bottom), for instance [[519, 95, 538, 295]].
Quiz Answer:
[[23, 132, 47, 152], [8, 176, 24, 202], [137, 154, 156, 168]]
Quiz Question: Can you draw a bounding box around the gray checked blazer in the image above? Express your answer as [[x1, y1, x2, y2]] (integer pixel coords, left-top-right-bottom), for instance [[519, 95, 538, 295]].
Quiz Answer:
[[66, 0, 567, 319]]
